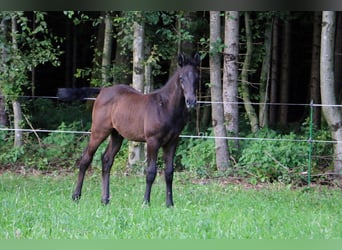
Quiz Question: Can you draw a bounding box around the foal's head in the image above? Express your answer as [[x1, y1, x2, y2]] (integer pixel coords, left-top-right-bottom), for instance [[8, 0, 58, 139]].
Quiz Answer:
[[177, 53, 200, 109]]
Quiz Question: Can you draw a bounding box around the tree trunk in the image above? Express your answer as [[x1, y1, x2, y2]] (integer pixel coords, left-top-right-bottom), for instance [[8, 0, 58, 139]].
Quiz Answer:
[[334, 12, 342, 102], [310, 11, 322, 128], [31, 14, 36, 96], [199, 88, 211, 132], [240, 12, 259, 132], [132, 18, 145, 91], [11, 15, 23, 147], [279, 17, 291, 126], [12, 100, 23, 147], [320, 11, 342, 176], [71, 25, 77, 88], [259, 19, 272, 128], [65, 17, 73, 87], [223, 11, 239, 152], [101, 11, 113, 85], [269, 16, 279, 126], [0, 17, 8, 127], [128, 13, 145, 169], [0, 93, 6, 127], [209, 11, 230, 172], [144, 44, 153, 94]]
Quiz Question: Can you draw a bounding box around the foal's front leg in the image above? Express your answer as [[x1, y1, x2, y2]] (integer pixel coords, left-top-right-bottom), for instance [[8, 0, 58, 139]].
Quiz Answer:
[[143, 139, 159, 205], [163, 139, 178, 207]]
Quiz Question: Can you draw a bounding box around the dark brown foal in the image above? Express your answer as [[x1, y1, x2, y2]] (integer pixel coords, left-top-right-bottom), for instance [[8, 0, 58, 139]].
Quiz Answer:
[[72, 53, 200, 207]]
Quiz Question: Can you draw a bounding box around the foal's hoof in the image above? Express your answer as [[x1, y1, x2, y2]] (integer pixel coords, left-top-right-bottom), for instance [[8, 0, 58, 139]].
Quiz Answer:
[[72, 193, 81, 202], [166, 203, 174, 208], [101, 198, 110, 205], [142, 200, 150, 207]]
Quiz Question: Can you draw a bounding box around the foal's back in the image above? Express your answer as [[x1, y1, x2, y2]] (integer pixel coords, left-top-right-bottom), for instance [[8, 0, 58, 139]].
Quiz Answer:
[[91, 84, 151, 142]]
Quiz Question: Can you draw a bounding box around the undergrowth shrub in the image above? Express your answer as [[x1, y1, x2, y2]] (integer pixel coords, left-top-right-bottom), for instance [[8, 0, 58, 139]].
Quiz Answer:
[[0, 130, 26, 165], [0, 143, 25, 165], [176, 129, 216, 178], [28, 98, 91, 131], [0, 121, 129, 173], [235, 126, 333, 185], [23, 121, 86, 169]]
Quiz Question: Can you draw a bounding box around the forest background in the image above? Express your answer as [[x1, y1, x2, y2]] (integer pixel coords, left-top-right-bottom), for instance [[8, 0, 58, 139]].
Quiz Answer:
[[0, 11, 341, 186]]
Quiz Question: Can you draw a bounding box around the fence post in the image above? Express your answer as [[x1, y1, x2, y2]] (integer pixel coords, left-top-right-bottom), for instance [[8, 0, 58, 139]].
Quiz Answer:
[[307, 100, 314, 186]]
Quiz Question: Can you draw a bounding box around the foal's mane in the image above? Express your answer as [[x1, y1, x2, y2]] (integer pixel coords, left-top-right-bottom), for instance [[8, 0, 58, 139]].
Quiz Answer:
[[156, 55, 199, 92], [149, 53, 200, 101]]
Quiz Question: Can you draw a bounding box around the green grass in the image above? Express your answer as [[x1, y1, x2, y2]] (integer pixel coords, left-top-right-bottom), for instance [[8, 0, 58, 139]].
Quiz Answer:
[[0, 171, 341, 239]]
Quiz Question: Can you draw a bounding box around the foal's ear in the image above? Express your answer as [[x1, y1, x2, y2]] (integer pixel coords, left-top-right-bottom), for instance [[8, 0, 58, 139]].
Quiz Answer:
[[178, 53, 186, 67], [193, 53, 200, 67]]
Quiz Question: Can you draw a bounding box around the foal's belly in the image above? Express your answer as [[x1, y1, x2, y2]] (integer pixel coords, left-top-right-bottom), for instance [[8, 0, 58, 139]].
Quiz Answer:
[[111, 108, 146, 142]]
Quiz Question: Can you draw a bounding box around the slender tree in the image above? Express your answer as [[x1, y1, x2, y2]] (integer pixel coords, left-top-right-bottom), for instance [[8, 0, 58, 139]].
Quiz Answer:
[[209, 11, 230, 171], [269, 16, 279, 126], [240, 12, 259, 132], [128, 12, 146, 169], [0, 16, 8, 127], [223, 11, 239, 152], [310, 11, 322, 128], [101, 11, 113, 85], [10, 15, 23, 147], [259, 16, 273, 128], [334, 12, 342, 102], [320, 11, 342, 176], [279, 16, 291, 126], [144, 44, 153, 93]]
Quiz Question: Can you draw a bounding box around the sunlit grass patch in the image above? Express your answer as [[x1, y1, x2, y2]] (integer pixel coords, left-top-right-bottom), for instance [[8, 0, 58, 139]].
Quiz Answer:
[[0, 172, 341, 239]]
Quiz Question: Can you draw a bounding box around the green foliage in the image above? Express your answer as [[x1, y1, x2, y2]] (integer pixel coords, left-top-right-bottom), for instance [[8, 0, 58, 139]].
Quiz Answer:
[[235, 126, 333, 185], [75, 60, 131, 87], [0, 11, 62, 98], [42, 122, 79, 155], [63, 11, 90, 25], [28, 99, 91, 131], [73, 11, 200, 87], [0, 97, 131, 172], [20, 122, 85, 170], [236, 129, 307, 184], [0, 132, 25, 163], [199, 37, 226, 59], [0, 99, 92, 170], [176, 129, 216, 178]]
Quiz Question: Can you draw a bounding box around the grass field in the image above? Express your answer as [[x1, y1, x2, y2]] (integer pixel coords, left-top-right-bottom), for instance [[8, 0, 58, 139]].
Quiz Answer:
[[0, 171, 341, 239]]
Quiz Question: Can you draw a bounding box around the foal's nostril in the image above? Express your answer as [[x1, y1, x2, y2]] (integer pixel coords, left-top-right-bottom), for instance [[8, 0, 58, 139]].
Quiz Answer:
[[186, 99, 197, 109]]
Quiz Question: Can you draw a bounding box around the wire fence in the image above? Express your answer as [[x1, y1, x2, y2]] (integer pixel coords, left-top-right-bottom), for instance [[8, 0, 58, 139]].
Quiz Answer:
[[0, 94, 339, 184], [0, 94, 338, 143]]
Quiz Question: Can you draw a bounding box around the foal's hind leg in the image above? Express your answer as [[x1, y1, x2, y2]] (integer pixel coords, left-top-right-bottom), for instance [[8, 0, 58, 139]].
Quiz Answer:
[[72, 131, 110, 201], [101, 131, 123, 205]]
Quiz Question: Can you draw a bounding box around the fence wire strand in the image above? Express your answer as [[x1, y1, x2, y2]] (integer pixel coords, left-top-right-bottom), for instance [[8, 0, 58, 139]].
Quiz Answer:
[[2, 94, 342, 107], [0, 94, 341, 144]]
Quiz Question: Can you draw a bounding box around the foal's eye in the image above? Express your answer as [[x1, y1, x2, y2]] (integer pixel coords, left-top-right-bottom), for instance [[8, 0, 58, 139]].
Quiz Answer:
[[179, 76, 183, 83]]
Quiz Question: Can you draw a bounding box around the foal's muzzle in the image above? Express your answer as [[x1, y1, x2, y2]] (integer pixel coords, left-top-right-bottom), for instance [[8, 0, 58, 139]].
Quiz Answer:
[[186, 99, 197, 109]]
